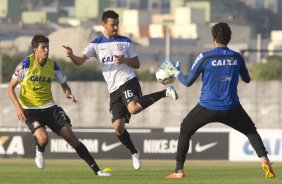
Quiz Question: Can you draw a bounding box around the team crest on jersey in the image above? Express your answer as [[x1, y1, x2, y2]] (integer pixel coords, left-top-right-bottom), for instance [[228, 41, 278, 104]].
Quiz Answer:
[[117, 43, 125, 51], [221, 50, 227, 55]]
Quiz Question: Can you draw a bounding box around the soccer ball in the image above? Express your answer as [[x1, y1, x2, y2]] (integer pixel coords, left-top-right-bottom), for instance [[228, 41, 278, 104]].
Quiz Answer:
[[155, 67, 175, 85]]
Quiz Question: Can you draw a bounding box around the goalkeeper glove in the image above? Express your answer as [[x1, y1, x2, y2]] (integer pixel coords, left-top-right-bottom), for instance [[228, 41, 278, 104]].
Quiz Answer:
[[161, 59, 181, 77]]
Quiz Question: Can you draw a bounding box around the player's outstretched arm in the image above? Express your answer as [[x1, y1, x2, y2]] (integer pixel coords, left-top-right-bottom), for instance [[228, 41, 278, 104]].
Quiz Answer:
[[62, 45, 88, 66], [161, 59, 199, 87], [61, 82, 77, 103], [161, 59, 181, 77]]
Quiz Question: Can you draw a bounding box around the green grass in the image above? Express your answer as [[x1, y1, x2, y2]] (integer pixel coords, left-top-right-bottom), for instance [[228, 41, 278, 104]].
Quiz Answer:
[[0, 159, 281, 184]]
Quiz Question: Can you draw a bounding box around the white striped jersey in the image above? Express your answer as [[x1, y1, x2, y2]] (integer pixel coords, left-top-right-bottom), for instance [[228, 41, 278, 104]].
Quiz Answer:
[[82, 35, 138, 93]]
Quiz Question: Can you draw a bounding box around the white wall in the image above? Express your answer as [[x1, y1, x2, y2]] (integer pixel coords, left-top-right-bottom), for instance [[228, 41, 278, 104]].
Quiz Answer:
[[1, 81, 282, 129]]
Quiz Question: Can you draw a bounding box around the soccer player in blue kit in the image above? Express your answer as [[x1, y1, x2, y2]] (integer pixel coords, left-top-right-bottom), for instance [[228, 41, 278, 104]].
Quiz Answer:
[[63, 10, 178, 170], [163, 23, 275, 179]]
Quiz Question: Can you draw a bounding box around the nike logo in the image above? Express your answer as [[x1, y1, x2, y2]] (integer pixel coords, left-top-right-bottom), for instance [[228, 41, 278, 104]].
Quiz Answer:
[[101, 142, 122, 152], [32, 87, 42, 91], [195, 142, 218, 152]]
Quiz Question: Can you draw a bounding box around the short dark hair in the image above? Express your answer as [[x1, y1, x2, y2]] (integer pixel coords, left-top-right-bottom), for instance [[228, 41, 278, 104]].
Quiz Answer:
[[102, 10, 119, 23], [211, 23, 231, 45], [31, 35, 49, 49]]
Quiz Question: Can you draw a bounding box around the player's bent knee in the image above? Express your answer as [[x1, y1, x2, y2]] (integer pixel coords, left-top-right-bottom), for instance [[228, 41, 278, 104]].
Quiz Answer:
[[37, 137, 48, 147], [127, 100, 143, 114], [113, 125, 126, 136], [128, 109, 138, 114], [127, 105, 141, 114], [114, 128, 123, 136]]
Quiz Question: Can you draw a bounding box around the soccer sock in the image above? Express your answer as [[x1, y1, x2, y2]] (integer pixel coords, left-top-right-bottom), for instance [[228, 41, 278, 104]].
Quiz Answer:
[[175, 132, 190, 172], [75, 142, 100, 175], [138, 90, 166, 110], [35, 143, 45, 153], [175, 161, 184, 172], [117, 129, 137, 154]]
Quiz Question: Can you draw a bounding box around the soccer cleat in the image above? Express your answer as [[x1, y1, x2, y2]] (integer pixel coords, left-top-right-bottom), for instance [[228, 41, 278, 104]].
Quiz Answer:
[[166, 85, 178, 100], [35, 146, 45, 169], [261, 160, 275, 178], [132, 150, 141, 170], [165, 171, 185, 179], [97, 170, 111, 176]]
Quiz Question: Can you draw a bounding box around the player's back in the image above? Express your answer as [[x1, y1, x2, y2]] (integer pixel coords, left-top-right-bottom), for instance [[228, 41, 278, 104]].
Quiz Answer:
[[199, 47, 247, 110]]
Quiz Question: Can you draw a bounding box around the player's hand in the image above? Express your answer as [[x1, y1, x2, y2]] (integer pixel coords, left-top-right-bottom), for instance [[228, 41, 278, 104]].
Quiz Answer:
[[161, 59, 181, 77], [113, 55, 124, 64], [16, 105, 26, 122], [66, 94, 78, 103], [62, 45, 73, 57], [175, 61, 181, 71]]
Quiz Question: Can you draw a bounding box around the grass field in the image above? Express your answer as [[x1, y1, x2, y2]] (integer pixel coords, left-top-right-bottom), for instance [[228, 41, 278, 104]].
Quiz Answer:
[[0, 159, 281, 184]]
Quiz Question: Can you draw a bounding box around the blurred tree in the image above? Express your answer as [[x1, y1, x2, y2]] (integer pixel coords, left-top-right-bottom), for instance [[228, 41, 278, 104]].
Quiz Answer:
[[2, 54, 23, 83], [1, 54, 155, 82], [55, 59, 104, 81], [135, 69, 155, 81], [251, 56, 282, 80]]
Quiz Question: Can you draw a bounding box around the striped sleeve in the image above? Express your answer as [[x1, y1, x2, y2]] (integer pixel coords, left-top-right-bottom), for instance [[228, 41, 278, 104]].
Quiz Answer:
[[54, 62, 67, 84], [12, 58, 30, 81], [177, 53, 205, 87]]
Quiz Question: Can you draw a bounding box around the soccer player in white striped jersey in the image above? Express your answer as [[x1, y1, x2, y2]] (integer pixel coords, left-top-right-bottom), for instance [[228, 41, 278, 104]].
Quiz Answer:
[[63, 10, 178, 170]]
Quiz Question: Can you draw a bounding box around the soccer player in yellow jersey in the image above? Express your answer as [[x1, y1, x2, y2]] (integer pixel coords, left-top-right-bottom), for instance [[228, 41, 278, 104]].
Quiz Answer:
[[8, 35, 110, 176]]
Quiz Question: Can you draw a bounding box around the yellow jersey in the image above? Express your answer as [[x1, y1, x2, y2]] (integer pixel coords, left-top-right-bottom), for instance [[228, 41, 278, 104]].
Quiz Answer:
[[12, 54, 66, 109]]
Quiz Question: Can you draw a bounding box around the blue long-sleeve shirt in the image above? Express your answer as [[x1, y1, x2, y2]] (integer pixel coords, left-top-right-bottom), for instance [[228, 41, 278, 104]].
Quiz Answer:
[[177, 47, 250, 110]]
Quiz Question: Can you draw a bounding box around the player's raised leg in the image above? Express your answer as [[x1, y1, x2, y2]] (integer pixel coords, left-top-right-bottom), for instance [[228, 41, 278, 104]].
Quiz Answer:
[[261, 157, 275, 178], [166, 85, 178, 100]]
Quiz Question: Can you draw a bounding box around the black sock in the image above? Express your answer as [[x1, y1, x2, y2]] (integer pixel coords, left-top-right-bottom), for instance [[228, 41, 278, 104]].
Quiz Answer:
[[175, 133, 190, 172], [176, 161, 184, 172], [75, 142, 100, 175], [117, 129, 137, 154], [138, 90, 166, 110], [36, 144, 45, 152]]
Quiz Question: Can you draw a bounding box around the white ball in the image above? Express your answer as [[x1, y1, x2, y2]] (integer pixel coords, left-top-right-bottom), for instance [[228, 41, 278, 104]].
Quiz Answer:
[[155, 67, 175, 85]]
